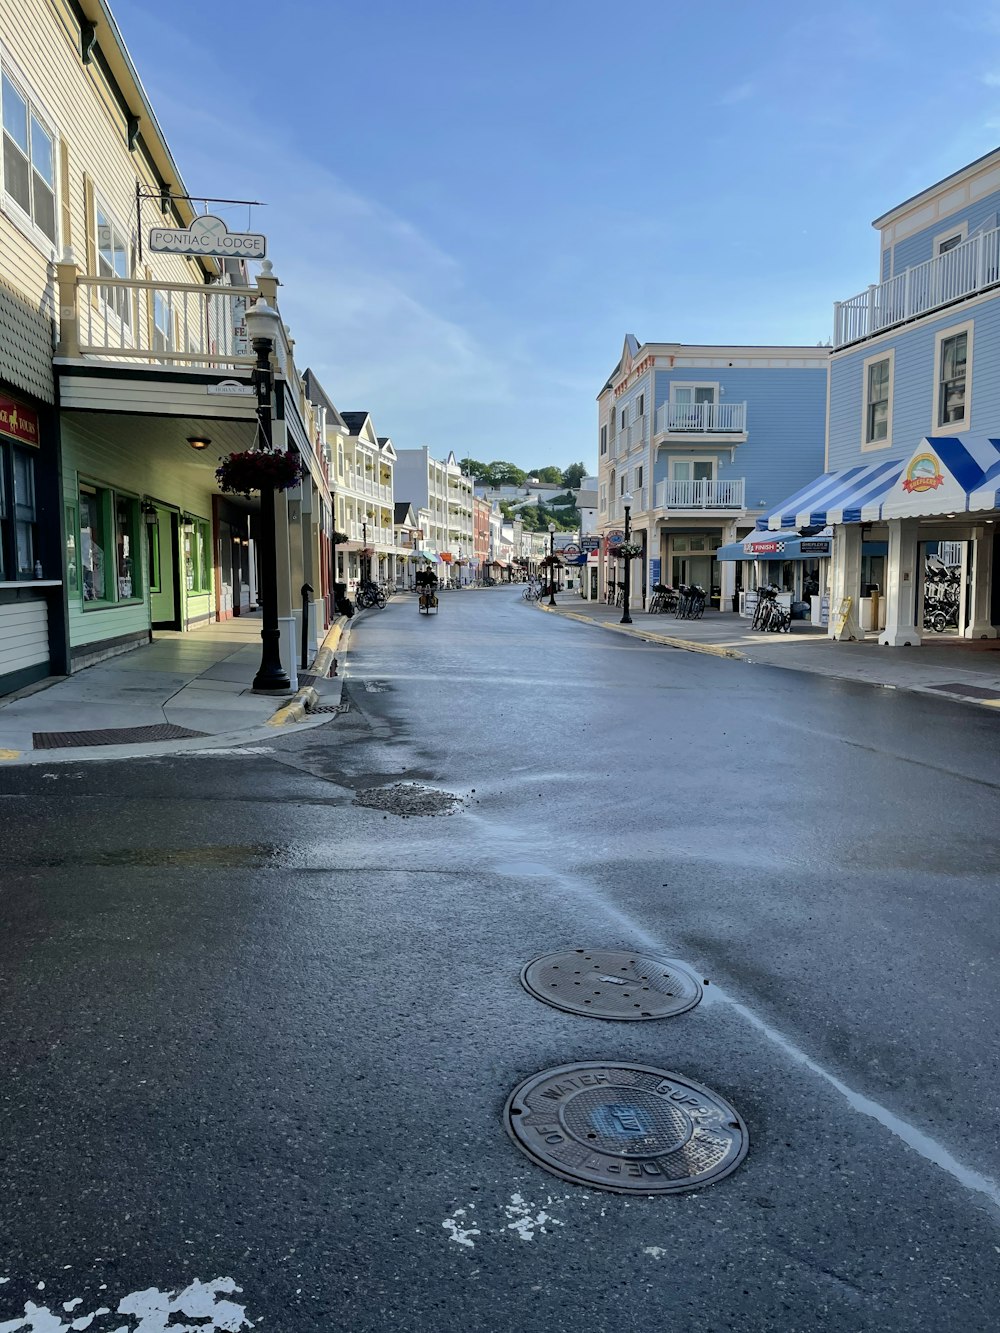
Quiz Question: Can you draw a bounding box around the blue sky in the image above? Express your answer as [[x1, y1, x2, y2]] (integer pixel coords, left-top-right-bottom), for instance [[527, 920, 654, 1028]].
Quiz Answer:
[[115, 0, 1000, 470]]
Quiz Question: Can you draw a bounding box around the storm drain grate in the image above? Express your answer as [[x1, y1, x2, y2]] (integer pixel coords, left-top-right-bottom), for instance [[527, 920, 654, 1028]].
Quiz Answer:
[[505, 1061, 748, 1195], [927, 681, 1000, 700], [520, 949, 702, 1020], [33, 723, 207, 750], [312, 703, 350, 714]]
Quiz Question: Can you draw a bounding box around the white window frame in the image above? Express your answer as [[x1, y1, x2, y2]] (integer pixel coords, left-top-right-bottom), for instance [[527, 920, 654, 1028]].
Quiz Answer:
[[932, 319, 973, 435], [861, 348, 894, 451], [94, 191, 134, 332], [933, 221, 967, 256], [669, 381, 719, 405], [668, 456, 717, 481], [600, 424, 607, 455], [0, 48, 58, 256], [599, 482, 606, 512], [620, 404, 628, 431], [636, 392, 645, 419]]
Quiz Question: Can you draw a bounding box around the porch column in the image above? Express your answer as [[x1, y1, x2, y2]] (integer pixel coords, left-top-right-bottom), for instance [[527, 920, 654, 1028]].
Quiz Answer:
[[966, 525, 998, 638], [718, 521, 737, 609], [829, 524, 864, 641], [274, 486, 298, 689], [879, 518, 921, 647], [55, 248, 80, 358]]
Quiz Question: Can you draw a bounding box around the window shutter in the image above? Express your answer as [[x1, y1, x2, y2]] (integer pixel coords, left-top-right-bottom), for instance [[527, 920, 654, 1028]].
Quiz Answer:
[[83, 173, 97, 308], [59, 140, 72, 248], [144, 265, 154, 347]]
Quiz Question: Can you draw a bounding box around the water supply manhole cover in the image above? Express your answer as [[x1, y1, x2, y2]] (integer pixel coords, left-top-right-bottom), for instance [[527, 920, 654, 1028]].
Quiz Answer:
[[505, 1062, 747, 1194], [520, 949, 702, 1020]]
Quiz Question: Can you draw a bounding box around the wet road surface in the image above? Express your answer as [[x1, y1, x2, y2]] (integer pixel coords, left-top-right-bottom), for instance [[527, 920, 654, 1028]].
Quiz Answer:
[[1, 586, 999, 1331]]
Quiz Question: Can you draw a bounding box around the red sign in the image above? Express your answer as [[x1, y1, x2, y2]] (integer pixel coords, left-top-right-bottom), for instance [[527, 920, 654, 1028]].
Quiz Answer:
[[901, 452, 944, 494], [749, 540, 781, 554], [0, 395, 39, 447]]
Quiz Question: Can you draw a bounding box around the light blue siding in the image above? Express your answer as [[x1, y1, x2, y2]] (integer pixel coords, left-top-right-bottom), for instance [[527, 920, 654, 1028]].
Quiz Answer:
[[828, 292, 1000, 470], [886, 192, 1000, 276], [651, 366, 827, 514], [614, 373, 651, 432]]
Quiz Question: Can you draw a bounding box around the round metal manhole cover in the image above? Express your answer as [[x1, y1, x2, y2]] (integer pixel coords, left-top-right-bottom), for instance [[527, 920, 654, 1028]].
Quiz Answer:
[[504, 1062, 748, 1195], [520, 949, 702, 1020]]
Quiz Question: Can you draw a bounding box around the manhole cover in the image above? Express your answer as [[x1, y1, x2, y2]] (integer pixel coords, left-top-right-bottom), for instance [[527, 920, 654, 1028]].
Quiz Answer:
[[504, 1062, 747, 1195], [520, 949, 702, 1020], [353, 782, 462, 816]]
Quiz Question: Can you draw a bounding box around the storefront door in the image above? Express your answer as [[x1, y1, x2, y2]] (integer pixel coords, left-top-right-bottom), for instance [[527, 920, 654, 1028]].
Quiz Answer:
[[149, 506, 180, 629], [919, 540, 969, 635], [672, 554, 713, 588]]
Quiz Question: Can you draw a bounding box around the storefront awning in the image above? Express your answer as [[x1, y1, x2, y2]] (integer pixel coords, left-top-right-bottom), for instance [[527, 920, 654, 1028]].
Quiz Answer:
[[717, 529, 833, 561], [762, 459, 904, 531], [882, 436, 1000, 518]]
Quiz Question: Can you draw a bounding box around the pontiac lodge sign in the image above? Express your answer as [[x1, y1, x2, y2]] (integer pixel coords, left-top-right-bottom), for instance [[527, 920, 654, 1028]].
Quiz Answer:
[[149, 214, 267, 260]]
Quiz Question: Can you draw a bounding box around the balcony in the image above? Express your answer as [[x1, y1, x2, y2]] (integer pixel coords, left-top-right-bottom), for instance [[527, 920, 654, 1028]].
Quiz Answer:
[[654, 402, 747, 437], [348, 519, 393, 546], [834, 226, 1000, 347], [653, 478, 746, 510], [60, 273, 257, 369]]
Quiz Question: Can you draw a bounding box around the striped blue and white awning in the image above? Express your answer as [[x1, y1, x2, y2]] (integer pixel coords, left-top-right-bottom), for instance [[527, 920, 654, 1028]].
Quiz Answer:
[[762, 459, 904, 531]]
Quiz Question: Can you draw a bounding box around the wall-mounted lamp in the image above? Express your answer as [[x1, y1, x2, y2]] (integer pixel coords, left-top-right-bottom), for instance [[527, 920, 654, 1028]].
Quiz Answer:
[[141, 500, 157, 526], [181, 514, 196, 532], [187, 436, 211, 451]]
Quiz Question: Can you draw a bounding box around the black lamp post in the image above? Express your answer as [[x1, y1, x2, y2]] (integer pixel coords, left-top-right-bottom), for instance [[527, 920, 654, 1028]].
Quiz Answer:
[[548, 522, 557, 606], [620, 490, 633, 625], [246, 300, 291, 692]]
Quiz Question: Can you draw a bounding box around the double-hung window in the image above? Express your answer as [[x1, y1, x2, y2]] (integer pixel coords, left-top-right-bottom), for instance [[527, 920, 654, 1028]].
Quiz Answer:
[[78, 482, 142, 605], [600, 424, 607, 456], [865, 356, 891, 444], [96, 202, 132, 327], [937, 328, 969, 428], [1, 69, 56, 245], [0, 443, 38, 579]]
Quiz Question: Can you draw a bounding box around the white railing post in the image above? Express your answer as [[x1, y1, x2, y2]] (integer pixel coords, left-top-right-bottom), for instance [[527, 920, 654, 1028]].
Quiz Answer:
[[866, 284, 877, 336], [903, 267, 913, 320], [833, 301, 842, 346]]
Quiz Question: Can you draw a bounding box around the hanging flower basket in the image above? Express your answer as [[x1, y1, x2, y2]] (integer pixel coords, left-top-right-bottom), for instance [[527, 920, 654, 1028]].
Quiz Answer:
[[614, 541, 643, 560], [540, 553, 564, 569], [216, 449, 303, 498], [331, 529, 349, 544], [358, 547, 375, 558]]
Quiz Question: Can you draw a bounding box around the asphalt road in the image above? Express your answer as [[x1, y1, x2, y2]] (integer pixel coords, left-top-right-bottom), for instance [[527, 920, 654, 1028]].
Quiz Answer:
[[1, 586, 999, 1332]]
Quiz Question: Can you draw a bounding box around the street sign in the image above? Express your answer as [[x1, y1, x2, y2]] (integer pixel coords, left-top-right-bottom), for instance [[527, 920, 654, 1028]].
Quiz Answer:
[[581, 537, 600, 552], [606, 530, 624, 546]]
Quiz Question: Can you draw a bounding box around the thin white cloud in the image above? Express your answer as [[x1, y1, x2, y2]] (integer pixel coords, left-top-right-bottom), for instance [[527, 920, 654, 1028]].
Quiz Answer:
[[720, 81, 757, 106], [982, 71, 1000, 87]]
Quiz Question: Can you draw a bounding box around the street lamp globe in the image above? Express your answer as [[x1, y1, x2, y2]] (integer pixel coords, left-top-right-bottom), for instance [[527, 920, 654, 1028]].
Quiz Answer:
[[243, 298, 283, 346], [548, 522, 556, 534], [622, 490, 633, 509]]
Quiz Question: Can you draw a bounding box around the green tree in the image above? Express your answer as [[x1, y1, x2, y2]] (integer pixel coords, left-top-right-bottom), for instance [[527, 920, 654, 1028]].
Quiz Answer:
[[487, 461, 528, 486], [561, 462, 587, 489], [459, 457, 488, 478], [530, 466, 564, 484]]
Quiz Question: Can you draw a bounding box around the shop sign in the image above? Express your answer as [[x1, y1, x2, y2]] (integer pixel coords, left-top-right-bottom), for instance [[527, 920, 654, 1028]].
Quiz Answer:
[[560, 542, 580, 555], [0, 395, 39, 447], [902, 452, 944, 493], [799, 540, 831, 555], [149, 215, 267, 259], [748, 538, 783, 554], [606, 530, 624, 547], [581, 537, 600, 552]]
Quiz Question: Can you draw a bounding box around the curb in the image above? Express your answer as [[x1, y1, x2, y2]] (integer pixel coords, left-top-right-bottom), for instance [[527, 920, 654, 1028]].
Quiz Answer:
[[267, 616, 348, 727], [535, 601, 744, 659]]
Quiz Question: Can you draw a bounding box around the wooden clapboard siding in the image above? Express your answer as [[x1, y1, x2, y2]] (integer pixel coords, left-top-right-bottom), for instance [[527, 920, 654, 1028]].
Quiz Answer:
[[0, 0, 215, 400], [0, 598, 48, 674], [58, 372, 258, 419]]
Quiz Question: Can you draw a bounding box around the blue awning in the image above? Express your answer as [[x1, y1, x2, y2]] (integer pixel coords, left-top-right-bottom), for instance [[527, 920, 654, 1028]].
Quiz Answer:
[[761, 459, 904, 531], [717, 529, 833, 561]]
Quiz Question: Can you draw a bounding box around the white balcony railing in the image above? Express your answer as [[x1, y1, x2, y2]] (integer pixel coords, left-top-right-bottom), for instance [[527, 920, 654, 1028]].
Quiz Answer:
[[653, 478, 745, 509], [349, 520, 393, 545], [73, 276, 256, 368], [834, 226, 1000, 347], [655, 402, 747, 435]]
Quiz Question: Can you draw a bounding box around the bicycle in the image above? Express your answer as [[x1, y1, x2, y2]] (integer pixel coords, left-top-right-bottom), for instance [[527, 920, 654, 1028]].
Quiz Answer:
[[675, 584, 706, 619], [523, 582, 541, 601], [647, 584, 678, 614], [355, 580, 387, 610]]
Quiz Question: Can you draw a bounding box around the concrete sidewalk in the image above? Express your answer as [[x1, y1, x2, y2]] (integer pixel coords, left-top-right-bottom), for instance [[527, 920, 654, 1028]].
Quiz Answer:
[[536, 597, 1000, 711], [0, 614, 346, 765]]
